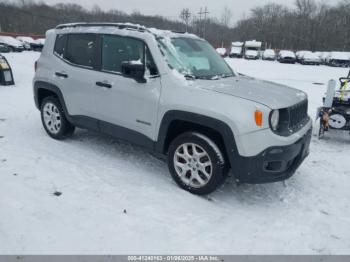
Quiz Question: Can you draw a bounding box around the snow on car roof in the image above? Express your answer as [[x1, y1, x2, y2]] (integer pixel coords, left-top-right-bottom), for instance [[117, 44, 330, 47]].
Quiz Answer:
[[35, 38, 45, 45], [232, 42, 244, 47], [0, 36, 22, 46], [264, 49, 275, 54], [279, 50, 296, 57], [216, 48, 227, 55], [148, 28, 199, 40], [302, 52, 319, 59], [16, 36, 35, 43], [245, 40, 262, 48], [330, 52, 350, 60]]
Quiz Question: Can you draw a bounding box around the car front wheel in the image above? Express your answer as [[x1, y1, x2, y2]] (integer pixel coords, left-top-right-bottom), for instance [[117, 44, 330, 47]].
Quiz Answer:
[[168, 132, 228, 195]]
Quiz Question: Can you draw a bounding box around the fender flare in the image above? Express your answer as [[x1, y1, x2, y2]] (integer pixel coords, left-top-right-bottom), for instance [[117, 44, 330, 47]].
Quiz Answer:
[[155, 110, 239, 167], [33, 81, 72, 121]]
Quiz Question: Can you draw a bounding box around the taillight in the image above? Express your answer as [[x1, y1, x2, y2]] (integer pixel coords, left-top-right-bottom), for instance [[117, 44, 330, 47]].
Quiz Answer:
[[34, 61, 38, 72]]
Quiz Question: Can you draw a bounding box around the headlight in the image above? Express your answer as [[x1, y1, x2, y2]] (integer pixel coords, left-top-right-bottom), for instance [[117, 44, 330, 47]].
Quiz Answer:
[[270, 110, 280, 131]]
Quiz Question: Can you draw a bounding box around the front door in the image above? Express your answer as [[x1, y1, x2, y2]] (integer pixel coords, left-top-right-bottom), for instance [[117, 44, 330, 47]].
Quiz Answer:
[[94, 34, 161, 141]]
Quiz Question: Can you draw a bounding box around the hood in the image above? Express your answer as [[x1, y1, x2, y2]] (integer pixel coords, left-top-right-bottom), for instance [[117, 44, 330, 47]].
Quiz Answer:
[[198, 76, 307, 109]]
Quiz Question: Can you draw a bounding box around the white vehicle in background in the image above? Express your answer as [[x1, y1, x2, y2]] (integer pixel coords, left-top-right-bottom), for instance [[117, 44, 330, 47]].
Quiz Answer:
[[278, 50, 297, 64], [327, 52, 350, 67], [299, 51, 321, 65], [244, 40, 261, 60], [318, 52, 331, 64], [229, 42, 243, 58], [16, 36, 36, 50], [296, 50, 308, 63], [0, 35, 24, 52], [262, 49, 276, 61], [31, 38, 46, 51], [216, 47, 227, 57], [244, 50, 259, 60]]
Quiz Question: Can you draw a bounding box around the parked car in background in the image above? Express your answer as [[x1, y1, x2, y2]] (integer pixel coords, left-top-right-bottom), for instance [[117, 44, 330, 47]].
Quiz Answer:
[[262, 49, 276, 61], [318, 52, 331, 64], [299, 51, 321, 65], [216, 47, 227, 57], [0, 43, 10, 53], [244, 40, 261, 60], [229, 42, 243, 58], [31, 38, 45, 51], [16, 36, 36, 50], [278, 50, 296, 64], [295, 50, 308, 63], [244, 49, 259, 60], [0, 36, 24, 52], [327, 52, 350, 67]]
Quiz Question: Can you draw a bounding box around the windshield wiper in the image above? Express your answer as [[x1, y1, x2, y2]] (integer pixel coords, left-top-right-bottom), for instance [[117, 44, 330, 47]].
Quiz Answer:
[[221, 74, 235, 78], [184, 74, 196, 80]]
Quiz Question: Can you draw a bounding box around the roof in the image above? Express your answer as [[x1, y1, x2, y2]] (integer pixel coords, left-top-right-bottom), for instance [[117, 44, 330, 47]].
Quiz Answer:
[[56, 22, 147, 32], [55, 22, 200, 40], [245, 40, 262, 48], [232, 42, 244, 47]]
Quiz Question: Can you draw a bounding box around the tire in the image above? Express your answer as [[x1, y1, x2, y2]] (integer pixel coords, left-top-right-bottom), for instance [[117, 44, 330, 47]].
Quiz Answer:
[[168, 132, 228, 195], [318, 119, 325, 139], [40, 96, 75, 140]]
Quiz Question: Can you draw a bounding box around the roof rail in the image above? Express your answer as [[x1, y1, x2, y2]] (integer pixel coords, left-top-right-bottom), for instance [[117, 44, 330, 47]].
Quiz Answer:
[[55, 23, 147, 32]]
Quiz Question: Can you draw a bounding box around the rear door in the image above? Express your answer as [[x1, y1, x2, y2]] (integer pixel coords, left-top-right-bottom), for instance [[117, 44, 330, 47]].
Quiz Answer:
[[53, 33, 100, 121]]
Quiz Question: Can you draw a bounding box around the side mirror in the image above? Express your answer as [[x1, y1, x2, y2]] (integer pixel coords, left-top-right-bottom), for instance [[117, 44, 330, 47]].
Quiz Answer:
[[121, 61, 146, 83]]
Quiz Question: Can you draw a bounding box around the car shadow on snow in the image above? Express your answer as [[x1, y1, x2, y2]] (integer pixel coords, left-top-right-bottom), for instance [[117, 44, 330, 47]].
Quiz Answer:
[[69, 128, 304, 205]]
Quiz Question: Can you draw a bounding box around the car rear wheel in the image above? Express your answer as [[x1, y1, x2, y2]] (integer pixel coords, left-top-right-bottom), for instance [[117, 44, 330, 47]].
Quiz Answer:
[[168, 132, 228, 195], [41, 96, 75, 140]]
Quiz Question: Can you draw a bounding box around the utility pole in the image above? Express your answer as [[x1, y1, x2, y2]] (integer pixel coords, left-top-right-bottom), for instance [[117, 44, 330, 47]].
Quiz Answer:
[[198, 7, 209, 38], [179, 8, 191, 32], [198, 7, 203, 37]]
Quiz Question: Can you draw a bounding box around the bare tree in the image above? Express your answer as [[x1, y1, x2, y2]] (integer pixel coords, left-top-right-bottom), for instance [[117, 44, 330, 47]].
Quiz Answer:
[[221, 6, 232, 27]]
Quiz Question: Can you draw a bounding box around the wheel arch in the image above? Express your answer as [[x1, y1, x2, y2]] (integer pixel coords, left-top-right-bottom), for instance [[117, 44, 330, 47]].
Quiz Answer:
[[34, 81, 71, 120], [156, 110, 239, 168]]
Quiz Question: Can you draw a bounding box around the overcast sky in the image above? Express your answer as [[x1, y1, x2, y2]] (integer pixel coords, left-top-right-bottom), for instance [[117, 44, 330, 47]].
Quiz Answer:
[[38, 0, 341, 24]]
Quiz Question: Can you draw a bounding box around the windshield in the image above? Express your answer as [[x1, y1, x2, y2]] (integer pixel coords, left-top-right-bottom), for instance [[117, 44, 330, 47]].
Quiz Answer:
[[158, 37, 234, 79]]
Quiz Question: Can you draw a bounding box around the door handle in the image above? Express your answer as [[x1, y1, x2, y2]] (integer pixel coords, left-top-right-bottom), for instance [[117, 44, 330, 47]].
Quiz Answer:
[[55, 72, 68, 78], [96, 81, 112, 89]]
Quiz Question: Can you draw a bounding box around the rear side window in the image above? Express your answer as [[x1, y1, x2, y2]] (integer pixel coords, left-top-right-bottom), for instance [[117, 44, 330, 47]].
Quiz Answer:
[[65, 34, 96, 68], [102, 35, 145, 73], [54, 34, 67, 58]]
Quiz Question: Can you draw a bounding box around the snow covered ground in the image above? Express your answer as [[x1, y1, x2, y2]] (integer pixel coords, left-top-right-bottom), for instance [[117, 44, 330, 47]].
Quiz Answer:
[[0, 52, 350, 255]]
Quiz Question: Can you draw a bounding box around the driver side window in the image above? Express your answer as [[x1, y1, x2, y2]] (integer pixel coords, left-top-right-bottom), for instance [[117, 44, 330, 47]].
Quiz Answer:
[[102, 35, 158, 76], [102, 35, 144, 73]]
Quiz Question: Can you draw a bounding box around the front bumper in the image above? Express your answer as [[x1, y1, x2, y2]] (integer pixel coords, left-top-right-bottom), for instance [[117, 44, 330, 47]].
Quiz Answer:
[[234, 127, 312, 184]]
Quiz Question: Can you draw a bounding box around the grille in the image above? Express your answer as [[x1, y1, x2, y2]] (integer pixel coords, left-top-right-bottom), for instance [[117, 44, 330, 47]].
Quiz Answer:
[[288, 100, 308, 130]]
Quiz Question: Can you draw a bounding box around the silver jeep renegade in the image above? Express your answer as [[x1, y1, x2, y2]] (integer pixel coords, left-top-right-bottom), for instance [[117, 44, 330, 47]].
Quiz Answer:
[[33, 23, 312, 195]]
